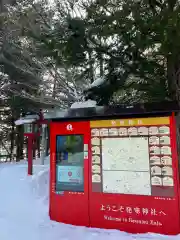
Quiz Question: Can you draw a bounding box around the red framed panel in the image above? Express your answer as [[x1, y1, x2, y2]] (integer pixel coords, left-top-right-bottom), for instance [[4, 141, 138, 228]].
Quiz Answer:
[[49, 121, 91, 227], [89, 115, 180, 235]]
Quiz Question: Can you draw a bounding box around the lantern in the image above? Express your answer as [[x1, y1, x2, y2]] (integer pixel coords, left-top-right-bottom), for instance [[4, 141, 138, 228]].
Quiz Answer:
[[24, 122, 39, 135], [24, 123, 33, 134]]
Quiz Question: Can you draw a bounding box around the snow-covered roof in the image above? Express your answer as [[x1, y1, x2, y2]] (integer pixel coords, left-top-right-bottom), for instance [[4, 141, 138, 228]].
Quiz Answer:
[[86, 77, 105, 90], [15, 114, 39, 125], [70, 100, 97, 109], [44, 110, 67, 119], [15, 118, 36, 125]]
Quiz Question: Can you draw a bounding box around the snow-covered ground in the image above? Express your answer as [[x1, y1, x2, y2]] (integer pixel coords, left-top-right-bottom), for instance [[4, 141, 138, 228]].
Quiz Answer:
[[0, 159, 179, 240]]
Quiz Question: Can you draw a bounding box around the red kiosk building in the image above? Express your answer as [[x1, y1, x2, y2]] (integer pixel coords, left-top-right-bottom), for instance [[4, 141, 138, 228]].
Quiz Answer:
[[49, 101, 180, 235]]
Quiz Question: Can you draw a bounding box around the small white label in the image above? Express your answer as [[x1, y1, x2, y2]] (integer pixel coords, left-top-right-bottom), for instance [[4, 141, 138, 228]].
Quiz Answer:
[[151, 176, 162, 186], [109, 128, 118, 136], [162, 177, 174, 186], [161, 156, 172, 165], [128, 127, 138, 136], [150, 156, 161, 165], [66, 124, 73, 131], [84, 144, 88, 151], [119, 128, 128, 136], [149, 127, 159, 135], [84, 152, 88, 159], [92, 146, 100, 155], [92, 155, 101, 164], [162, 166, 173, 176], [138, 127, 148, 135], [100, 128, 109, 136], [150, 146, 160, 155], [161, 146, 171, 155], [149, 136, 159, 145], [92, 165, 101, 174], [91, 137, 100, 145], [91, 129, 100, 136], [92, 174, 101, 183], [160, 136, 170, 145], [159, 126, 170, 135], [151, 166, 161, 175]]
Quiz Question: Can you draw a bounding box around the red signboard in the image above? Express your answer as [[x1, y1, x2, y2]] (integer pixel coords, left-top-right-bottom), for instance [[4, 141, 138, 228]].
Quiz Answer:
[[49, 114, 180, 235], [49, 121, 90, 226]]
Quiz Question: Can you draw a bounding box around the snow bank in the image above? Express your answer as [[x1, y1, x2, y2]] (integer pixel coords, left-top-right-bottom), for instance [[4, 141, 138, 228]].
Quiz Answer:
[[31, 167, 49, 204], [0, 161, 179, 240], [33, 155, 50, 165], [25, 156, 50, 203]]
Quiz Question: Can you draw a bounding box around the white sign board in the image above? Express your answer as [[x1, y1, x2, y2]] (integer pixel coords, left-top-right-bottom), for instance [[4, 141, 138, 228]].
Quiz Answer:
[[102, 137, 151, 195], [103, 171, 151, 195], [102, 137, 149, 171]]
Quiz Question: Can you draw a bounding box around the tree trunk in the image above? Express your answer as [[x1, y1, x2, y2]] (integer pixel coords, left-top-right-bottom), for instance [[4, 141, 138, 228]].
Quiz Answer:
[[16, 125, 24, 161], [99, 54, 103, 77], [52, 69, 57, 99], [99, 38, 103, 77], [167, 54, 180, 103], [46, 126, 50, 156], [88, 50, 94, 83], [10, 115, 15, 161]]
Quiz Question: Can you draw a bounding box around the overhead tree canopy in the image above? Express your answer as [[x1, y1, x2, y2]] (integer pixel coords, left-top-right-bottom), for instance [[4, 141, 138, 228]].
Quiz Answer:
[[1, 0, 180, 107], [0, 0, 180, 160], [44, 0, 179, 105]]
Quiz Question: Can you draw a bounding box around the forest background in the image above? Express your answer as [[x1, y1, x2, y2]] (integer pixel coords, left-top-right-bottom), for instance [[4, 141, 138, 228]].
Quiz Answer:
[[0, 0, 179, 161]]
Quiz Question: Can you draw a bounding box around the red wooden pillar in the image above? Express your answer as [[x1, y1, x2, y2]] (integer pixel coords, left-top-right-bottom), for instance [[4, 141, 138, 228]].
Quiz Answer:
[[27, 136, 33, 175]]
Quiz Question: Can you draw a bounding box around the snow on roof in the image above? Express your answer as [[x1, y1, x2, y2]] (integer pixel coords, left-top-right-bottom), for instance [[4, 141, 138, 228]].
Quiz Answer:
[[15, 118, 36, 125], [44, 110, 67, 119], [70, 100, 97, 109], [86, 77, 105, 90], [14, 114, 40, 125], [24, 114, 39, 119]]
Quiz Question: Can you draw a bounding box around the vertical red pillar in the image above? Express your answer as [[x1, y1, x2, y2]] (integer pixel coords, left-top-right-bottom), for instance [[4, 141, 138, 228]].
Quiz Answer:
[[28, 136, 33, 175]]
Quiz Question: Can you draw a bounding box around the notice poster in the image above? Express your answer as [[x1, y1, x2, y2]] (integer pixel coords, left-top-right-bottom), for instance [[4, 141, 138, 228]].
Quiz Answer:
[[103, 171, 151, 195], [89, 117, 179, 235], [102, 137, 151, 195], [55, 134, 85, 192], [102, 137, 149, 171], [57, 165, 83, 184]]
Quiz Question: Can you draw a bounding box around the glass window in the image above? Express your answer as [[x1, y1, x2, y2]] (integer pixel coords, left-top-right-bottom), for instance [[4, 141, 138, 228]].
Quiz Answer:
[[55, 135, 84, 193], [24, 123, 33, 133]]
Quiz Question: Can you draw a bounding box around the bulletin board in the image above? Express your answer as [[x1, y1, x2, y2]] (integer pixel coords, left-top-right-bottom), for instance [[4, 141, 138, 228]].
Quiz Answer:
[[89, 116, 180, 235], [90, 117, 174, 197]]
